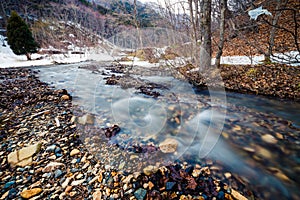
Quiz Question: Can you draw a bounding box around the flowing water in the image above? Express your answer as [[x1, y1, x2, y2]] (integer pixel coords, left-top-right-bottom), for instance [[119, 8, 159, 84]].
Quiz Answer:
[[33, 62, 300, 200]]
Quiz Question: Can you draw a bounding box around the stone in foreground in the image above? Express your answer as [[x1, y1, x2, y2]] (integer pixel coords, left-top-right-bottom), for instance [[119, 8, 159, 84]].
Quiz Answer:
[[7, 143, 42, 167], [20, 188, 42, 199], [159, 138, 178, 153]]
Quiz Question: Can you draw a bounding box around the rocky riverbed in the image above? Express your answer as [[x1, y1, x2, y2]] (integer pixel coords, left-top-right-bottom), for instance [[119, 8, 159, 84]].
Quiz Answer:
[[0, 68, 253, 200]]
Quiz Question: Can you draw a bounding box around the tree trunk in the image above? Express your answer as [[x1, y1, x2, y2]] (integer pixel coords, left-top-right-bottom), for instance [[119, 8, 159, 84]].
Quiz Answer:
[[199, 0, 212, 70], [189, 0, 197, 41], [134, 0, 143, 49], [265, 0, 287, 62], [215, 0, 227, 67], [26, 53, 32, 60]]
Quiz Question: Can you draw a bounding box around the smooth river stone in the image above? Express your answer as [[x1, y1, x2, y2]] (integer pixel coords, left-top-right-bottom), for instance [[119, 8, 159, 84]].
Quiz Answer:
[[159, 138, 178, 153], [20, 188, 42, 199], [70, 149, 80, 156], [261, 134, 277, 144]]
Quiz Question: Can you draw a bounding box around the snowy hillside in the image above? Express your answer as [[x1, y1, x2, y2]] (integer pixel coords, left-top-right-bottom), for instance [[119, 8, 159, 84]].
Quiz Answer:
[[0, 35, 116, 68]]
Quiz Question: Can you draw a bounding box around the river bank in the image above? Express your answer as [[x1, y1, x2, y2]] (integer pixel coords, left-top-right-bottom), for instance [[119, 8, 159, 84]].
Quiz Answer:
[[0, 67, 254, 200], [177, 63, 300, 101]]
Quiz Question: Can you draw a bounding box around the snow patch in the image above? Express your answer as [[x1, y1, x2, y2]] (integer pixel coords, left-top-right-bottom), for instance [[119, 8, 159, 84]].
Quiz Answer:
[[0, 35, 115, 68], [248, 6, 272, 20]]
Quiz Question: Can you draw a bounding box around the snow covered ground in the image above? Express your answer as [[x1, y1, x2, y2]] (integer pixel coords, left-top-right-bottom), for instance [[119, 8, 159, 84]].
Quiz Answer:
[[0, 35, 114, 68], [0, 35, 299, 68]]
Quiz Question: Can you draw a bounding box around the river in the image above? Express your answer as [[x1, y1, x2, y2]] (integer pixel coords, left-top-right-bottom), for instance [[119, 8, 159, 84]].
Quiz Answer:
[[32, 61, 300, 200]]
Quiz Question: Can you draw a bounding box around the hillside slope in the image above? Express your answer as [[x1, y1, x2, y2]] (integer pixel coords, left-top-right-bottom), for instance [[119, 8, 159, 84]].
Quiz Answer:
[[216, 0, 300, 58]]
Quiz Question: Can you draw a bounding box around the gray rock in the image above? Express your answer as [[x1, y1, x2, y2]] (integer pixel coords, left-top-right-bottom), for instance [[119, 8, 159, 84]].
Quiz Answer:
[[46, 145, 56, 152], [134, 188, 147, 200], [54, 169, 64, 178]]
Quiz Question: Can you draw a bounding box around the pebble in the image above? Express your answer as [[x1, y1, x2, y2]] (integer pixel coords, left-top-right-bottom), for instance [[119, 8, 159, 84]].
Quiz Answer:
[[8, 188, 18, 199], [43, 162, 65, 173], [231, 188, 247, 200], [46, 145, 56, 152], [20, 188, 43, 199], [122, 174, 134, 183], [76, 173, 84, 179], [261, 134, 277, 144], [148, 181, 154, 190], [0, 191, 9, 200], [49, 155, 56, 159], [275, 132, 284, 139], [255, 146, 272, 159], [61, 95, 70, 100], [61, 177, 72, 188], [134, 188, 147, 200], [3, 181, 15, 189], [65, 186, 72, 193], [54, 169, 64, 178], [92, 190, 102, 200], [69, 191, 77, 197], [159, 138, 178, 153], [70, 149, 80, 156], [71, 179, 85, 186], [143, 165, 158, 176], [166, 182, 176, 190], [42, 173, 52, 178], [242, 147, 255, 153], [224, 172, 232, 179]]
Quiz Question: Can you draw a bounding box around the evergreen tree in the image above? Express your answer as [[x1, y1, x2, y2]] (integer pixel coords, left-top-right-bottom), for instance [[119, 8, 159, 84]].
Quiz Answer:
[[7, 11, 39, 60]]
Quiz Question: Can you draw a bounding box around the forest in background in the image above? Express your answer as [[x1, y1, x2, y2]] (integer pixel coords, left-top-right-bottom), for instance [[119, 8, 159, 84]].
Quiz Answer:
[[0, 0, 299, 65]]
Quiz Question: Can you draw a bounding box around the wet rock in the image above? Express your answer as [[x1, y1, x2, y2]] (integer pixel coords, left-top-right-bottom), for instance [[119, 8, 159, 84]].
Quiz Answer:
[[143, 165, 159, 176], [77, 114, 95, 125], [122, 174, 134, 183], [61, 94, 70, 100], [3, 181, 15, 189], [255, 146, 272, 159], [166, 182, 176, 190], [242, 147, 255, 153], [231, 188, 247, 200], [224, 172, 232, 179], [8, 188, 18, 199], [103, 125, 121, 138], [159, 138, 178, 153], [261, 134, 277, 144], [217, 191, 225, 200], [20, 188, 43, 199], [134, 188, 147, 200]]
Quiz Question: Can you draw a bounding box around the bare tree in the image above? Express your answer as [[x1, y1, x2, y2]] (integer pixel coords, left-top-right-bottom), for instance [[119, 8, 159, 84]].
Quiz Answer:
[[265, 0, 288, 62], [134, 0, 143, 48], [199, 0, 212, 69], [215, 0, 227, 67]]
